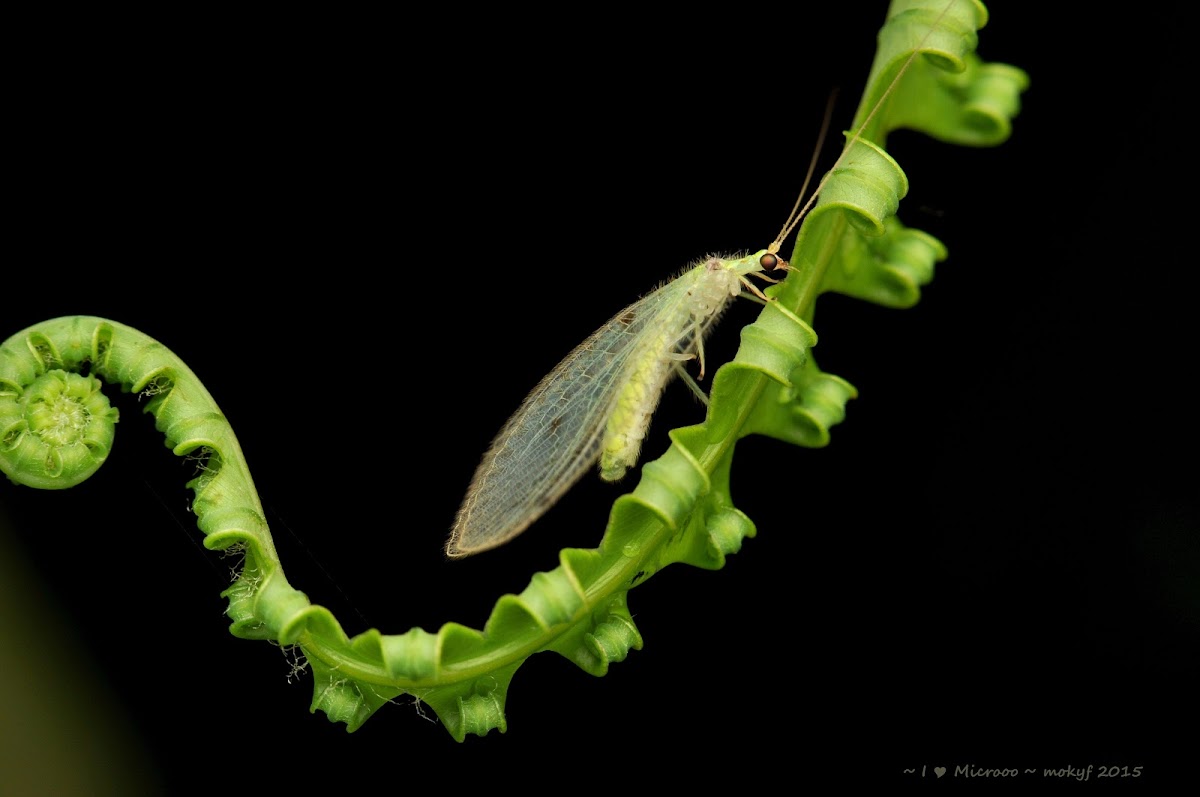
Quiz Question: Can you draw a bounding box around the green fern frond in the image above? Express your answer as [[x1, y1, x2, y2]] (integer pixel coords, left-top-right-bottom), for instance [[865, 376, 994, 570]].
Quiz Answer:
[[0, 0, 1027, 740]]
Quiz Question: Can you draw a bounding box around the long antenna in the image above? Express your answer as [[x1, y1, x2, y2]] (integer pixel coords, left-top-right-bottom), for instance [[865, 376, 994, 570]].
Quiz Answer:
[[769, 0, 957, 255]]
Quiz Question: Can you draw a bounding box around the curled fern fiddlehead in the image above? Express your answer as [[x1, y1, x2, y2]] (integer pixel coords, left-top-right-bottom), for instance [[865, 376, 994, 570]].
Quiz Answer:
[[1, 0, 1027, 741], [0, 368, 117, 490]]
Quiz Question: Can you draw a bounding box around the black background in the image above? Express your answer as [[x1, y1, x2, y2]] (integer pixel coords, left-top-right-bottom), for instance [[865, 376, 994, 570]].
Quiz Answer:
[[2, 3, 1195, 791]]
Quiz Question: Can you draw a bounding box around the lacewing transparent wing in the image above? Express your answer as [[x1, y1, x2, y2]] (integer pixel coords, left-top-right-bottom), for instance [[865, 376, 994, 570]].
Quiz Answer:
[[446, 251, 783, 557]]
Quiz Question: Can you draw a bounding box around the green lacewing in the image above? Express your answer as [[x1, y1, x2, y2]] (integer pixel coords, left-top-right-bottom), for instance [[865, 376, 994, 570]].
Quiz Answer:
[[446, 248, 793, 558], [447, 1, 958, 558], [445, 119, 835, 559]]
